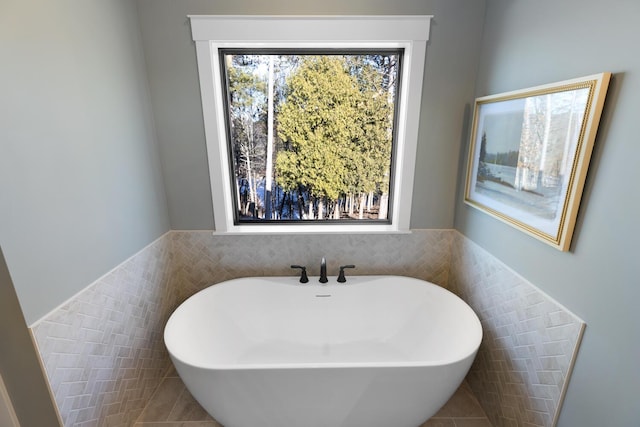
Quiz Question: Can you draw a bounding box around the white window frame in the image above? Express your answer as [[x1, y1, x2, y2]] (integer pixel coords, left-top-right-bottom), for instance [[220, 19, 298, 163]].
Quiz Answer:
[[189, 15, 432, 234]]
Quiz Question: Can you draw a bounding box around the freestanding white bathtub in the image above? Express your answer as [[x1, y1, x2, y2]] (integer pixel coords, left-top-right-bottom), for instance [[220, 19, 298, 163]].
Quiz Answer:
[[164, 275, 482, 427]]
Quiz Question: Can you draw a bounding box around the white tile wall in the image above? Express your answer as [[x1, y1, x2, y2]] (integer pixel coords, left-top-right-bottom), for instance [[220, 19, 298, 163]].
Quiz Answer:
[[169, 230, 454, 297], [29, 230, 584, 427], [449, 232, 585, 427], [31, 236, 177, 427]]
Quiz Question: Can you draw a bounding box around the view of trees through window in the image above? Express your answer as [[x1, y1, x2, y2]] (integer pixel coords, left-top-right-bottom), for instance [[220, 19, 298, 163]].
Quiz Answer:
[[222, 50, 402, 223]]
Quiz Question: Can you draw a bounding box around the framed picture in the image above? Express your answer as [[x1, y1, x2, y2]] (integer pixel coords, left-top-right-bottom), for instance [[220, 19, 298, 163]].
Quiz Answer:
[[464, 73, 611, 251]]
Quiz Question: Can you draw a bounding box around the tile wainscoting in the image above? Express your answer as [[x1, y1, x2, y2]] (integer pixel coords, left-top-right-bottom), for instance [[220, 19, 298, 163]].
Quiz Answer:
[[30, 230, 584, 427], [31, 236, 177, 427], [449, 233, 585, 427], [168, 230, 454, 298]]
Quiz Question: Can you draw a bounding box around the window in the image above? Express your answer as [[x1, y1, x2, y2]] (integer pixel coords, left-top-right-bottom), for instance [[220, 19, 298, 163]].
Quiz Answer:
[[189, 15, 432, 233], [222, 50, 401, 223]]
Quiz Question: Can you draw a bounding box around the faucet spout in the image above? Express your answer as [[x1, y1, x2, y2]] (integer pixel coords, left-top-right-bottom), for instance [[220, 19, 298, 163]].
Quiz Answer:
[[319, 257, 328, 283]]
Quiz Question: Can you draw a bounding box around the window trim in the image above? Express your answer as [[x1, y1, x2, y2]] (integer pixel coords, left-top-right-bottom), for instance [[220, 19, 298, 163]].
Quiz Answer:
[[188, 15, 432, 234]]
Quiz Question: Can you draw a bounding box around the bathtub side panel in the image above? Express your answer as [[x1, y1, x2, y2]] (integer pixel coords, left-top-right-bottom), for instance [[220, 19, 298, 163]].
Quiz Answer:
[[171, 357, 475, 427]]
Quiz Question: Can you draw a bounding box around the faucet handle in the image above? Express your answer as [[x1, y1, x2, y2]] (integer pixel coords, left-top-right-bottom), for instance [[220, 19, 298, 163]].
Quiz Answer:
[[290, 265, 309, 283], [337, 265, 356, 283]]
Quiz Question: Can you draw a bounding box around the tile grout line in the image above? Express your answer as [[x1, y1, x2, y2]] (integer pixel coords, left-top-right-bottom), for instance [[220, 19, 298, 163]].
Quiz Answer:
[[134, 376, 172, 424], [166, 385, 189, 422]]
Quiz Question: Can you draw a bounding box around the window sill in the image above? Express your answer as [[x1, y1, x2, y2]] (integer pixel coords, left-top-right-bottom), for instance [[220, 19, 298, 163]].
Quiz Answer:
[[211, 224, 412, 236]]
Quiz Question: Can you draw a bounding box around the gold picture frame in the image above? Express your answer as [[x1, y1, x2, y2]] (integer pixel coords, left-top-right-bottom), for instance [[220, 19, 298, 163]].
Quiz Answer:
[[464, 73, 611, 251]]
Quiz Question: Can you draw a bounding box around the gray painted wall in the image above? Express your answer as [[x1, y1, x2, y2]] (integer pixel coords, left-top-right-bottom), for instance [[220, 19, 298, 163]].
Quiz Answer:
[[454, 0, 640, 425], [0, 0, 170, 325], [135, 0, 486, 230]]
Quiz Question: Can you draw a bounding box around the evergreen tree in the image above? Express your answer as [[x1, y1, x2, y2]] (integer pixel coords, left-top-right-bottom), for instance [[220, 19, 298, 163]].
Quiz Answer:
[[276, 55, 394, 219], [276, 56, 361, 216]]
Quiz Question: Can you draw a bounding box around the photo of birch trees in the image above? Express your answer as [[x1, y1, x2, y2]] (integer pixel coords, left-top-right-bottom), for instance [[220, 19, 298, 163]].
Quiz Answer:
[[474, 88, 590, 220], [222, 51, 401, 222]]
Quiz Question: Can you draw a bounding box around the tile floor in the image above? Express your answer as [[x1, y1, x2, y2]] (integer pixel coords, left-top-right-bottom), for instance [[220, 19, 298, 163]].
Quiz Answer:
[[134, 366, 492, 427]]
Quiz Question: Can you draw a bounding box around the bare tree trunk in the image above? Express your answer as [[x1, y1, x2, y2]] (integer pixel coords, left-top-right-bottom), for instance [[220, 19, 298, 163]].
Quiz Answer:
[[235, 175, 241, 216], [279, 190, 287, 219], [297, 187, 306, 219], [243, 149, 254, 214], [265, 56, 275, 220], [348, 193, 355, 216], [562, 91, 578, 176], [251, 171, 258, 216], [539, 94, 552, 184], [359, 193, 365, 219], [378, 194, 389, 219], [243, 114, 257, 215]]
